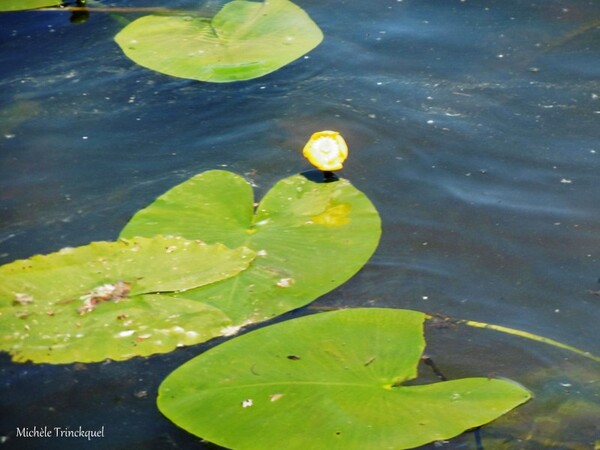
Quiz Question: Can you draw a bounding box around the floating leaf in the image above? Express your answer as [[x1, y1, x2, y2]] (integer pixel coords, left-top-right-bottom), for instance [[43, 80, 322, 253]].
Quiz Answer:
[[158, 308, 532, 449], [114, 0, 323, 82], [120, 170, 381, 325], [0, 0, 60, 11], [0, 236, 255, 363]]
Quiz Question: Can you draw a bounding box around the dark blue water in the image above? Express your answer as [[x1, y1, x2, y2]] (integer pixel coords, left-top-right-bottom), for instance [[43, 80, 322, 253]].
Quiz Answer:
[[1, 0, 599, 448]]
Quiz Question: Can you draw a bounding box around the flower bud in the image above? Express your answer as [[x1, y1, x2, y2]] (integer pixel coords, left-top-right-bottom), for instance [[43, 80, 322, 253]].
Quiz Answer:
[[302, 130, 348, 171]]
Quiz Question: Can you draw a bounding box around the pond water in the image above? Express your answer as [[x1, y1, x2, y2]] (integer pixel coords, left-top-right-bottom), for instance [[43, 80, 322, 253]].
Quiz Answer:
[[1, 0, 599, 448]]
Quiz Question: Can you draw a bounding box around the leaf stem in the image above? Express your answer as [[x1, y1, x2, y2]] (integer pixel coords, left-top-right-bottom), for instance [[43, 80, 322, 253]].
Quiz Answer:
[[421, 355, 448, 381], [428, 315, 600, 363]]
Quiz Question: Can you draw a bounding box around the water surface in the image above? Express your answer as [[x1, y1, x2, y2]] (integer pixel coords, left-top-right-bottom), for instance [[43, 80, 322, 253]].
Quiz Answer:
[[1, 0, 599, 448]]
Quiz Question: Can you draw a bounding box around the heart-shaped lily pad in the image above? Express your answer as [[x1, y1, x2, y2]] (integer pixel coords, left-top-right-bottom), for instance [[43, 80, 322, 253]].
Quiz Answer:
[[0, 236, 254, 363], [120, 170, 381, 326], [158, 308, 532, 449], [114, 0, 323, 82]]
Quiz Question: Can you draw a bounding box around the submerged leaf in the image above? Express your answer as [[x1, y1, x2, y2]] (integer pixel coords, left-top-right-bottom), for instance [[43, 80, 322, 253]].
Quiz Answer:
[[114, 0, 323, 82], [158, 308, 532, 449], [120, 170, 381, 325], [0, 236, 255, 363]]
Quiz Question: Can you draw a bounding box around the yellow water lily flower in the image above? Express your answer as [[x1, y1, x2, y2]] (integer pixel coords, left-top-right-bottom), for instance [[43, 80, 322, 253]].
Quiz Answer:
[[302, 130, 348, 171]]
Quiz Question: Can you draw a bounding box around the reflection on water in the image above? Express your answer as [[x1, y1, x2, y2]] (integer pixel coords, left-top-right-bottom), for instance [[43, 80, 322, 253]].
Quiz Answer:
[[1, 0, 599, 448]]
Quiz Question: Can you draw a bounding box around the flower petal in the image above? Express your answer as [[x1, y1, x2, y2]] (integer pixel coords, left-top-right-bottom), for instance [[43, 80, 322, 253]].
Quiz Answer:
[[302, 130, 348, 171]]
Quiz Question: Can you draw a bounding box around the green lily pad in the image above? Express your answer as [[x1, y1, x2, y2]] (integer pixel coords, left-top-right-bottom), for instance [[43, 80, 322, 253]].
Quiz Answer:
[[0, 236, 255, 363], [0, 0, 60, 11], [158, 308, 532, 449], [120, 170, 381, 326], [114, 0, 323, 82]]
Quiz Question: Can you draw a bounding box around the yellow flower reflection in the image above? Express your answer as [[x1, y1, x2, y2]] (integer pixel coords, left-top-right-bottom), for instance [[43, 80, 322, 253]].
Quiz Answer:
[[302, 130, 348, 171]]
